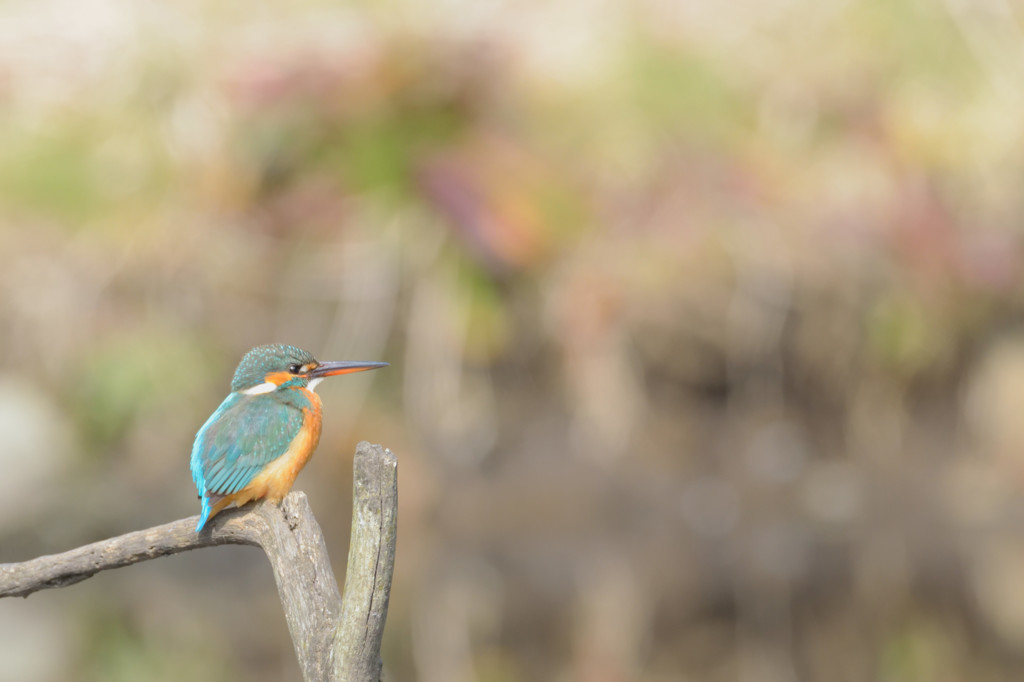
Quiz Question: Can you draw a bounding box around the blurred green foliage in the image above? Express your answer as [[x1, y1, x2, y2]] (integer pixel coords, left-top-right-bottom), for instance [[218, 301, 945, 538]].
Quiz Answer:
[[72, 334, 212, 451], [2, 0, 1024, 681]]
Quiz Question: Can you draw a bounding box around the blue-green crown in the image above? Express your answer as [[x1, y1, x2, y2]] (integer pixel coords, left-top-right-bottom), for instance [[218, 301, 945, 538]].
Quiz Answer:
[[231, 344, 316, 391]]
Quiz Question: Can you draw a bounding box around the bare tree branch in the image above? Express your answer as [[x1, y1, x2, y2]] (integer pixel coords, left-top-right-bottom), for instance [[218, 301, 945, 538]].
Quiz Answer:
[[333, 442, 398, 681], [0, 502, 267, 598], [0, 441, 398, 682]]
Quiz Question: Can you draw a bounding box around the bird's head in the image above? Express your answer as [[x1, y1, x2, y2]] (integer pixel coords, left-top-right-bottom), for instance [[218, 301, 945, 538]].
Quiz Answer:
[[231, 344, 387, 395]]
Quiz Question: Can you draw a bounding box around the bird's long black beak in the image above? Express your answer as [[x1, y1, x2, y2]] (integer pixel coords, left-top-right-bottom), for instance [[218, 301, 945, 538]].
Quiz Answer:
[[310, 361, 388, 378]]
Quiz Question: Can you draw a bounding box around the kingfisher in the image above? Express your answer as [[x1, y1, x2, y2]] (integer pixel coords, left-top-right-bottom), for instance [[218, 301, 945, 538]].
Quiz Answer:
[[190, 344, 387, 532]]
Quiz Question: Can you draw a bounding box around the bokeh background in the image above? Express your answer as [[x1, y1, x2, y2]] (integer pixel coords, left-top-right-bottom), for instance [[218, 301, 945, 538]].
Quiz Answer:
[[2, 0, 1024, 680]]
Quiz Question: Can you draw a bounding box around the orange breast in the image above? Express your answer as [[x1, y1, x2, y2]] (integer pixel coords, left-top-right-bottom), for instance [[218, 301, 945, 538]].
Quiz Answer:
[[214, 389, 324, 513]]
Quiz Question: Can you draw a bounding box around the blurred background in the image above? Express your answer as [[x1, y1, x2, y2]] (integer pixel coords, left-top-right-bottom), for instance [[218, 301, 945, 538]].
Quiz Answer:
[[2, 0, 1024, 680]]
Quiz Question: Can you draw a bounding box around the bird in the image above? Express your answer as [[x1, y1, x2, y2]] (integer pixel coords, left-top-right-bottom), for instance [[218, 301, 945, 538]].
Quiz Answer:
[[190, 344, 387, 532]]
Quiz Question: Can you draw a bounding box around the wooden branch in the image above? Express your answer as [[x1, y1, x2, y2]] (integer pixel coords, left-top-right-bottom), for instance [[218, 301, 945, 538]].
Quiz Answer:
[[0, 501, 269, 599], [333, 442, 398, 681], [0, 441, 398, 682]]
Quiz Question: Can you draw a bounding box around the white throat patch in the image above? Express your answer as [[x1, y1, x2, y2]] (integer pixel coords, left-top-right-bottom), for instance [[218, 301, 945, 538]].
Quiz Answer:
[[306, 378, 324, 392]]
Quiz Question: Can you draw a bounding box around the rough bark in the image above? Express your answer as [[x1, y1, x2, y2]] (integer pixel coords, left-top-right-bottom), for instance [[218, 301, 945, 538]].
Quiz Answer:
[[333, 442, 398, 681], [0, 441, 397, 682]]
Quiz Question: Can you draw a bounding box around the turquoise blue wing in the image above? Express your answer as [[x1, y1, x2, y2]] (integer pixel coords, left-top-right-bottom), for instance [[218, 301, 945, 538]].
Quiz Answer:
[[190, 392, 304, 530]]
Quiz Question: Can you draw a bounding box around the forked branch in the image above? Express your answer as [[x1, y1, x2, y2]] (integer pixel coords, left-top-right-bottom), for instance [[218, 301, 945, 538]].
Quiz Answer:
[[0, 441, 398, 682]]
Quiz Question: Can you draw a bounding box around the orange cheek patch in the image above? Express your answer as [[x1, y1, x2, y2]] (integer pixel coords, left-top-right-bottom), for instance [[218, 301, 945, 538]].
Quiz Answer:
[[265, 371, 294, 385]]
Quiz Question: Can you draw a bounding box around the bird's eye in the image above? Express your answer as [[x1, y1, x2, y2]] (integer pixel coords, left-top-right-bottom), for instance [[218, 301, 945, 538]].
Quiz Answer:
[[288, 364, 302, 374]]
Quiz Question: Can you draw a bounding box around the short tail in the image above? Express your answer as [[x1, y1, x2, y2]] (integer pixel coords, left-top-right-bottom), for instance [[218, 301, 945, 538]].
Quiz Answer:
[[195, 496, 213, 532]]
